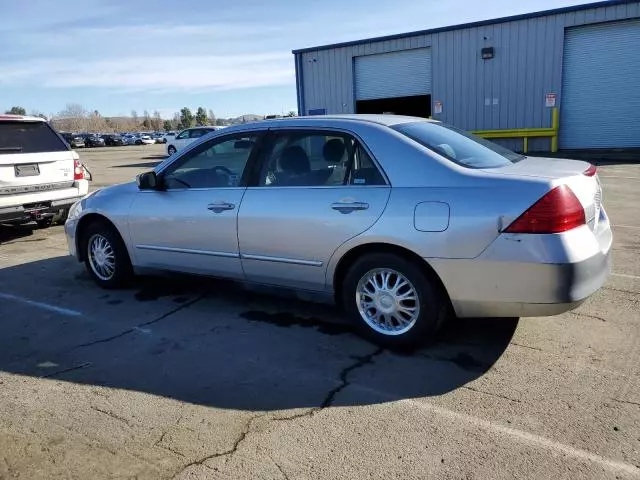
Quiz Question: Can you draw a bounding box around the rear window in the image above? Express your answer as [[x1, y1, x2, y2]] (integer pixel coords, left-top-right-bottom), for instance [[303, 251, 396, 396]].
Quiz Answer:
[[0, 121, 69, 154], [392, 122, 524, 168]]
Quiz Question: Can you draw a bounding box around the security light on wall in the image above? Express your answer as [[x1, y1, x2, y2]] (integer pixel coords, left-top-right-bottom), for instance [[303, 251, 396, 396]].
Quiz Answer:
[[481, 47, 494, 60]]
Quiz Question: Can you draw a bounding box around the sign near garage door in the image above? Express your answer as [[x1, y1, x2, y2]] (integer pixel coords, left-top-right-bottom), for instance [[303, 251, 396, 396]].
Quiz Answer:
[[545, 93, 557, 108], [434, 101, 443, 114]]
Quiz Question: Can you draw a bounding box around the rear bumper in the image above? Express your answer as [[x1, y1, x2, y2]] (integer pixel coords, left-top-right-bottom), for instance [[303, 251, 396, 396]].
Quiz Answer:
[[430, 213, 613, 318], [0, 195, 84, 223], [0, 182, 89, 224]]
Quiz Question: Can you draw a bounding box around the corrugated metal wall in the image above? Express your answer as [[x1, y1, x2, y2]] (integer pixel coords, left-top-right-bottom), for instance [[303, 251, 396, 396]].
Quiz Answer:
[[295, 1, 640, 150]]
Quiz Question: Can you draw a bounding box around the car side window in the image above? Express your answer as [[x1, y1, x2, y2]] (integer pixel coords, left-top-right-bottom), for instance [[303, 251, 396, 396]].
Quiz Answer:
[[176, 130, 189, 140], [189, 129, 207, 139], [162, 134, 258, 190], [349, 142, 386, 186], [257, 132, 353, 187]]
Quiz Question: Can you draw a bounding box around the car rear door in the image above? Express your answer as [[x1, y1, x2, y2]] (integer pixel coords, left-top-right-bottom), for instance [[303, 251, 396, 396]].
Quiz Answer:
[[237, 129, 391, 291], [0, 119, 76, 195]]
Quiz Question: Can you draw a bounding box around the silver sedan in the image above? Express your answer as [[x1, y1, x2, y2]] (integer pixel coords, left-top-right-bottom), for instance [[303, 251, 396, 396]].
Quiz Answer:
[[65, 115, 612, 347]]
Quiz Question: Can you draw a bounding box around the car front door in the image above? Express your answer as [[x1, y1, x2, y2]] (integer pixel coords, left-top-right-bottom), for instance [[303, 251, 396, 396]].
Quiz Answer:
[[128, 132, 262, 278], [185, 128, 208, 149], [238, 129, 391, 291], [173, 129, 190, 151]]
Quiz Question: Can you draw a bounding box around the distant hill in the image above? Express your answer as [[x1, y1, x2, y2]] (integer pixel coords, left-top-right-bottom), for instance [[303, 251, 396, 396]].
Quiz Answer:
[[230, 114, 264, 124]]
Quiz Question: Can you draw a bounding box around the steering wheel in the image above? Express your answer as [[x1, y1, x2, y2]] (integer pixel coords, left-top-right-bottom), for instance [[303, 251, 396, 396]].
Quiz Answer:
[[213, 166, 234, 186]]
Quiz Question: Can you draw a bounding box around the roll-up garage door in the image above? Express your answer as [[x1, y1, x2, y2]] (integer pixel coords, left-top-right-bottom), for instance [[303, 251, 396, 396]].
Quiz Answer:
[[560, 20, 640, 149], [354, 48, 432, 100]]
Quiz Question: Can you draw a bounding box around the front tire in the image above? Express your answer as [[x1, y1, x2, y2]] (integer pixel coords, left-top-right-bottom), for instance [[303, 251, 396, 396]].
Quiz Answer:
[[167, 145, 176, 155], [83, 222, 133, 288], [342, 253, 447, 349]]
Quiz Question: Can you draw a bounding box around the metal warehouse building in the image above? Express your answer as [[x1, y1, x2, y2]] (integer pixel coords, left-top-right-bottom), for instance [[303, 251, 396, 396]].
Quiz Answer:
[[293, 0, 640, 151]]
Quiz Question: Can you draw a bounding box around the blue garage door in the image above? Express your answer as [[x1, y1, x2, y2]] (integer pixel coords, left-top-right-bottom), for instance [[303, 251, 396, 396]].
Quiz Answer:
[[560, 20, 640, 148], [354, 48, 432, 101]]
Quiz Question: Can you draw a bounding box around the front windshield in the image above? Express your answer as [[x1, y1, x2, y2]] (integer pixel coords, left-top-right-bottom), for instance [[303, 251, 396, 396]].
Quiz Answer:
[[392, 121, 524, 168]]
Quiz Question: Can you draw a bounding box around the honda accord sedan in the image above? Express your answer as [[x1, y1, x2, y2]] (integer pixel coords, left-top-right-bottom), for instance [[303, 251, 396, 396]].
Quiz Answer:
[[65, 115, 611, 347]]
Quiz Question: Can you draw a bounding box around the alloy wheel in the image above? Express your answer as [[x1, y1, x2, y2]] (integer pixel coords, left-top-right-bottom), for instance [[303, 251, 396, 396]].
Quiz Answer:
[[88, 233, 116, 281], [355, 268, 420, 336]]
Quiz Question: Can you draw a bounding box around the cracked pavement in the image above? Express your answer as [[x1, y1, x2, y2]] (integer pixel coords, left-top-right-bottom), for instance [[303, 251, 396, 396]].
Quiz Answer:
[[0, 147, 639, 479]]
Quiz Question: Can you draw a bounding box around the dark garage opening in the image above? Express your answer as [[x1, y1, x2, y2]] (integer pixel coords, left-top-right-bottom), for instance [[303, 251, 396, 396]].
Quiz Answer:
[[356, 94, 431, 118]]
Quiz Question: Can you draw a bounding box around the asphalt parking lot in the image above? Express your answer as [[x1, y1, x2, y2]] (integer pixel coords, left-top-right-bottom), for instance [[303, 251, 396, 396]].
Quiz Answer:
[[0, 145, 638, 479]]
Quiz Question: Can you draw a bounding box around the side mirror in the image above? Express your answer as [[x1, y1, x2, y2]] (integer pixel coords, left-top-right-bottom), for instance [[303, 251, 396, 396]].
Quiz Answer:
[[136, 171, 159, 190]]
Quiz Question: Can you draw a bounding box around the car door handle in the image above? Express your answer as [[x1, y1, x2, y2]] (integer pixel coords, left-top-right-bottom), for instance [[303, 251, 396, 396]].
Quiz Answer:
[[207, 202, 235, 213], [330, 201, 369, 213]]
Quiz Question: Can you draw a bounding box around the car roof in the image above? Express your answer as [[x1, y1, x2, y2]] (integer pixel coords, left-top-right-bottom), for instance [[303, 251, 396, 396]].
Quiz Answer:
[[223, 114, 437, 132], [0, 114, 47, 123]]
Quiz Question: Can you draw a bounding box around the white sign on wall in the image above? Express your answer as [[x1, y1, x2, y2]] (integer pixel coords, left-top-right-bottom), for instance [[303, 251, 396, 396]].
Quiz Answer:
[[434, 101, 443, 114], [545, 93, 557, 107]]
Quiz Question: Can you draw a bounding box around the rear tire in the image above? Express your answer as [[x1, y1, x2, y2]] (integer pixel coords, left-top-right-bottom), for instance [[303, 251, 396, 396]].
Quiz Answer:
[[82, 221, 133, 289], [342, 253, 447, 349], [36, 217, 53, 229]]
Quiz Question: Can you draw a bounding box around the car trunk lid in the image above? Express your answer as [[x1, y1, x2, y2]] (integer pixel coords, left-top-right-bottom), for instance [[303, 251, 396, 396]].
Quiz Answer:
[[488, 156, 602, 232]]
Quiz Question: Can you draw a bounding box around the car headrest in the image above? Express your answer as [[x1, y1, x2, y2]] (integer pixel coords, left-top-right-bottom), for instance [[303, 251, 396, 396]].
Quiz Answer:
[[323, 138, 346, 164], [279, 146, 310, 174]]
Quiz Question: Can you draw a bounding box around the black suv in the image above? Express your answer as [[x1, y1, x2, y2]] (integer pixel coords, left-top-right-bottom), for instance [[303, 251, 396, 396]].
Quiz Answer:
[[83, 134, 106, 147], [102, 134, 125, 146], [60, 132, 85, 148]]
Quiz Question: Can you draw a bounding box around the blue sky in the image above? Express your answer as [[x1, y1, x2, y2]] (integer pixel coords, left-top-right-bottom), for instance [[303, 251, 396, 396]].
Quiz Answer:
[[1, 0, 594, 119]]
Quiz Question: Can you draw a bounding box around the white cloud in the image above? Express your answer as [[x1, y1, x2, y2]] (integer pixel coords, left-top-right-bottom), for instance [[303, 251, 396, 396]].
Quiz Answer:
[[1, 53, 295, 91]]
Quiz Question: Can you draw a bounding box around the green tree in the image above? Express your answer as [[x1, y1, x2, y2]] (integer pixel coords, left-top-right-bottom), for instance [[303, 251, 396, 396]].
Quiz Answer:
[[152, 110, 163, 131], [142, 110, 151, 129], [180, 107, 194, 128], [5, 106, 26, 115], [195, 107, 208, 126], [163, 120, 172, 132]]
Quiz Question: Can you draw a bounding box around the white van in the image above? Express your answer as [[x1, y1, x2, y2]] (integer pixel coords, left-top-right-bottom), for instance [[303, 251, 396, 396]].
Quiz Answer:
[[166, 126, 220, 156]]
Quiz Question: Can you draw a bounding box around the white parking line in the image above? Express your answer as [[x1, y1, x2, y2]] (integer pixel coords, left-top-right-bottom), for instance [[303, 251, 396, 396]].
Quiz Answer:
[[398, 398, 640, 476], [351, 382, 640, 476], [598, 175, 640, 180], [612, 273, 640, 280], [0, 292, 82, 317], [613, 224, 640, 230]]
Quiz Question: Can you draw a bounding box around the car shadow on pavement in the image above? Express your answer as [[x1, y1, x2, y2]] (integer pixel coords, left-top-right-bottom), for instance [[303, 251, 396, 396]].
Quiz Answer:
[[113, 160, 164, 169], [0, 224, 36, 244], [0, 256, 519, 411]]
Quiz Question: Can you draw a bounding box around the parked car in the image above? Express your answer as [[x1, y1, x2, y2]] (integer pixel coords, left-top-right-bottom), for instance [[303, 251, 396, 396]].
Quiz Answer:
[[121, 135, 137, 145], [65, 115, 611, 348], [60, 132, 85, 148], [152, 133, 165, 144], [166, 127, 218, 155], [0, 114, 90, 228], [136, 134, 155, 145], [83, 134, 106, 147], [102, 134, 125, 146]]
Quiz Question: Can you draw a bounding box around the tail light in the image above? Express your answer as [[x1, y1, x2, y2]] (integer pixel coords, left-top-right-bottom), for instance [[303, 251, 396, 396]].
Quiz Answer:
[[504, 185, 585, 234], [74, 159, 84, 180], [583, 164, 597, 177]]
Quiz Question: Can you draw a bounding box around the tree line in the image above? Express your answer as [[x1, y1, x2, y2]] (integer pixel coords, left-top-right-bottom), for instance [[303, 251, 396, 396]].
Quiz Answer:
[[4, 104, 234, 134]]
